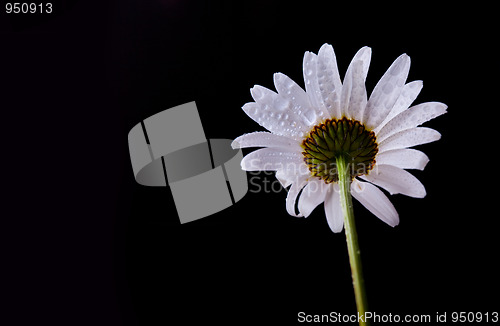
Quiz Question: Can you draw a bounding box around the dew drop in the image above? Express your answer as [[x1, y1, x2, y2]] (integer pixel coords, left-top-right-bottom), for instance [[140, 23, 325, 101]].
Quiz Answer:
[[304, 110, 316, 125], [274, 97, 290, 111]]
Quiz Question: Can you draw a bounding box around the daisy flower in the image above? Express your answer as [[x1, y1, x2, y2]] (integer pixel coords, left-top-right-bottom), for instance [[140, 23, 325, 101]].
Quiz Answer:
[[233, 44, 446, 232], [233, 44, 446, 322]]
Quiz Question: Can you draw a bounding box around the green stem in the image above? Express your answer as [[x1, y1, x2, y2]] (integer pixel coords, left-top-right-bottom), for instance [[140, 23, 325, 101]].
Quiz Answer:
[[336, 156, 369, 326]]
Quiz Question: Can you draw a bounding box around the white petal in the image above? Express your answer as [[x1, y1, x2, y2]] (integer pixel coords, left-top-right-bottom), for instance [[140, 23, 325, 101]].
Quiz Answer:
[[243, 84, 309, 139], [324, 184, 344, 233], [341, 60, 368, 121], [298, 179, 329, 217], [232, 131, 302, 152], [364, 54, 411, 129], [317, 44, 343, 117], [276, 169, 292, 188], [376, 148, 429, 170], [351, 46, 372, 81], [376, 102, 447, 142], [273, 73, 318, 126], [241, 101, 305, 141], [361, 164, 426, 198], [351, 179, 399, 227], [303, 51, 330, 119], [240, 148, 303, 171], [378, 127, 441, 153], [374, 80, 423, 133], [286, 176, 308, 217], [276, 166, 310, 188], [342, 47, 371, 121], [250, 85, 276, 107]]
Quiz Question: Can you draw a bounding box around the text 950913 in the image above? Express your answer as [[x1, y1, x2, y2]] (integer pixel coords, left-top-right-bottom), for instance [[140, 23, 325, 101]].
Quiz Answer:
[[6, 3, 52, 14]]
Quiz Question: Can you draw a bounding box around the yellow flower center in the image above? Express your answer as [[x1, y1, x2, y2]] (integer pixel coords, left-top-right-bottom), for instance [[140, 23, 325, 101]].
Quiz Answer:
[[302, 118, 378, 183]]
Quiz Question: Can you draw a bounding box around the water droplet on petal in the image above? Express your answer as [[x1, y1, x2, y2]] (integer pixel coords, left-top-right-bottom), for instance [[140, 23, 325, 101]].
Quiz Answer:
[[274, 97, 290, 111], [304, 110, 316, 125]]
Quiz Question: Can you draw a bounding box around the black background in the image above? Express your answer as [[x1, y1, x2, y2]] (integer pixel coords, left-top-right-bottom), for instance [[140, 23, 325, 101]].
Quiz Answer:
[[2, 1, 498, 325]]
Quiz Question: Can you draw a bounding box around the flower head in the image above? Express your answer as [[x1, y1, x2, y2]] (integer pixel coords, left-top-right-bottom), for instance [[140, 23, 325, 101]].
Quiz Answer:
[[233, 44, 446, 232]]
